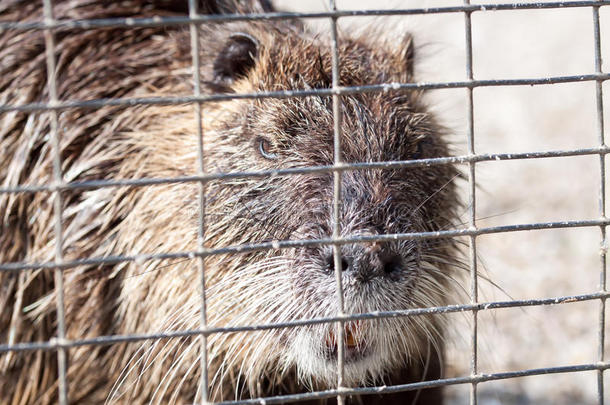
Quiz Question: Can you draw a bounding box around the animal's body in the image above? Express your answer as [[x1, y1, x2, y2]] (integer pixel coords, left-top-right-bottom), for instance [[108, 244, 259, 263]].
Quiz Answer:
[[0, 1, 460, 403]]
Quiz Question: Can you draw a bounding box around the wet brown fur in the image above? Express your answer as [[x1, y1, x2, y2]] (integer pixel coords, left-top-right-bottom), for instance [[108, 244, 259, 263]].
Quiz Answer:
[[0, 1, 461, 404]]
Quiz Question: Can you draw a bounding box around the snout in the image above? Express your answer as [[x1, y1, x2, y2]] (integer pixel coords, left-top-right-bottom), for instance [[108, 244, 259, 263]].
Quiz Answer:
[[324, 242, 406, 282]]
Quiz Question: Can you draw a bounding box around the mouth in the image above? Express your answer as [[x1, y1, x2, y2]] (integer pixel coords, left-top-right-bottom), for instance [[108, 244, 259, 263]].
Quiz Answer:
[[323, 320, 369, 362]]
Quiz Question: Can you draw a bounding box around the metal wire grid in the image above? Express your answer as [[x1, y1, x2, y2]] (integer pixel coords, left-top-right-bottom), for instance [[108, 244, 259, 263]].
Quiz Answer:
[[40, 0, 68, 403], [0, 1, 609, 404], [463, 2, 478, 402], [187, 0, 210, 401]]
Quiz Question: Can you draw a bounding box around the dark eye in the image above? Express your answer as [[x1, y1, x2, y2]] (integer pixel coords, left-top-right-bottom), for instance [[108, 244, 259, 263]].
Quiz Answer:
[[257, 137, 278, 160]]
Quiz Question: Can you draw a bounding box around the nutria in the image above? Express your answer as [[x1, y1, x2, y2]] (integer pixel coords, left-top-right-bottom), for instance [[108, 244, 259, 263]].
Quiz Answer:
[[0, 0, 461, 403]]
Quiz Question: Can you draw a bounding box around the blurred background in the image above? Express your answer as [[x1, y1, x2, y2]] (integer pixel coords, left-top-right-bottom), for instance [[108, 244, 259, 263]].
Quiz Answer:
[[276, 1, 610, 403]]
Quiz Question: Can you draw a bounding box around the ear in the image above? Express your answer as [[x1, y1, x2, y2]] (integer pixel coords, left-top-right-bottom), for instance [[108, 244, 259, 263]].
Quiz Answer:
[[213, 32, 259, 85], [399, 33, 416, 81]]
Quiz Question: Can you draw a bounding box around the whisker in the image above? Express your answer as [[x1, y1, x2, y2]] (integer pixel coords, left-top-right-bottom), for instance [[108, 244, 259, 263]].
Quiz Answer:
[[151, 338, 198, 404]]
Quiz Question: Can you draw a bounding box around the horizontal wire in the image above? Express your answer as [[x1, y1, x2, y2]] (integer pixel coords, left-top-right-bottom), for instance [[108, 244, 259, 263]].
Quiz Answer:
[[1, 1, 610, 32], [1, 218, 609, 272], [1, 73, 609, 114], [213, 362, 610, 405], [1, 146, 607, 195], [1, 291, 607, 353]]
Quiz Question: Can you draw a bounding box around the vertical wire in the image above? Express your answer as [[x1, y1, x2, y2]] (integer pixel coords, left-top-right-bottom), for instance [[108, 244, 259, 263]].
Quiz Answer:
[[41, 1, 68, 404], [329, 1, 346, 404], [463, 1, 478, 404], [188, 0, 209, 403], [593, 2, 607, 403]]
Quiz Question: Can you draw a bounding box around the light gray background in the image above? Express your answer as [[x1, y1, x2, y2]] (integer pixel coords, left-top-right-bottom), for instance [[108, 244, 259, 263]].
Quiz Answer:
[[275, 1, 610, 403]]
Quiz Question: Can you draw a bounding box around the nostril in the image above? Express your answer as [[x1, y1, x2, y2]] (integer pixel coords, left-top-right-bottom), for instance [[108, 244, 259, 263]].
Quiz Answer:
[[382, 254, 402, 275], [341, 258, 349, 271], [325, 255, 350, 273]]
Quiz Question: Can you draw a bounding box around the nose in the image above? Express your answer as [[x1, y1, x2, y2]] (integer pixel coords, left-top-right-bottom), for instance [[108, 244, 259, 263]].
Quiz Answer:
[[325, 244, 403, 281]]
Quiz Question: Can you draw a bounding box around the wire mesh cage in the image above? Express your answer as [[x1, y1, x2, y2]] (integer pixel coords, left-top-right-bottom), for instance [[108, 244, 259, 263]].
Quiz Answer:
[[1, 0, 609, 404]]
